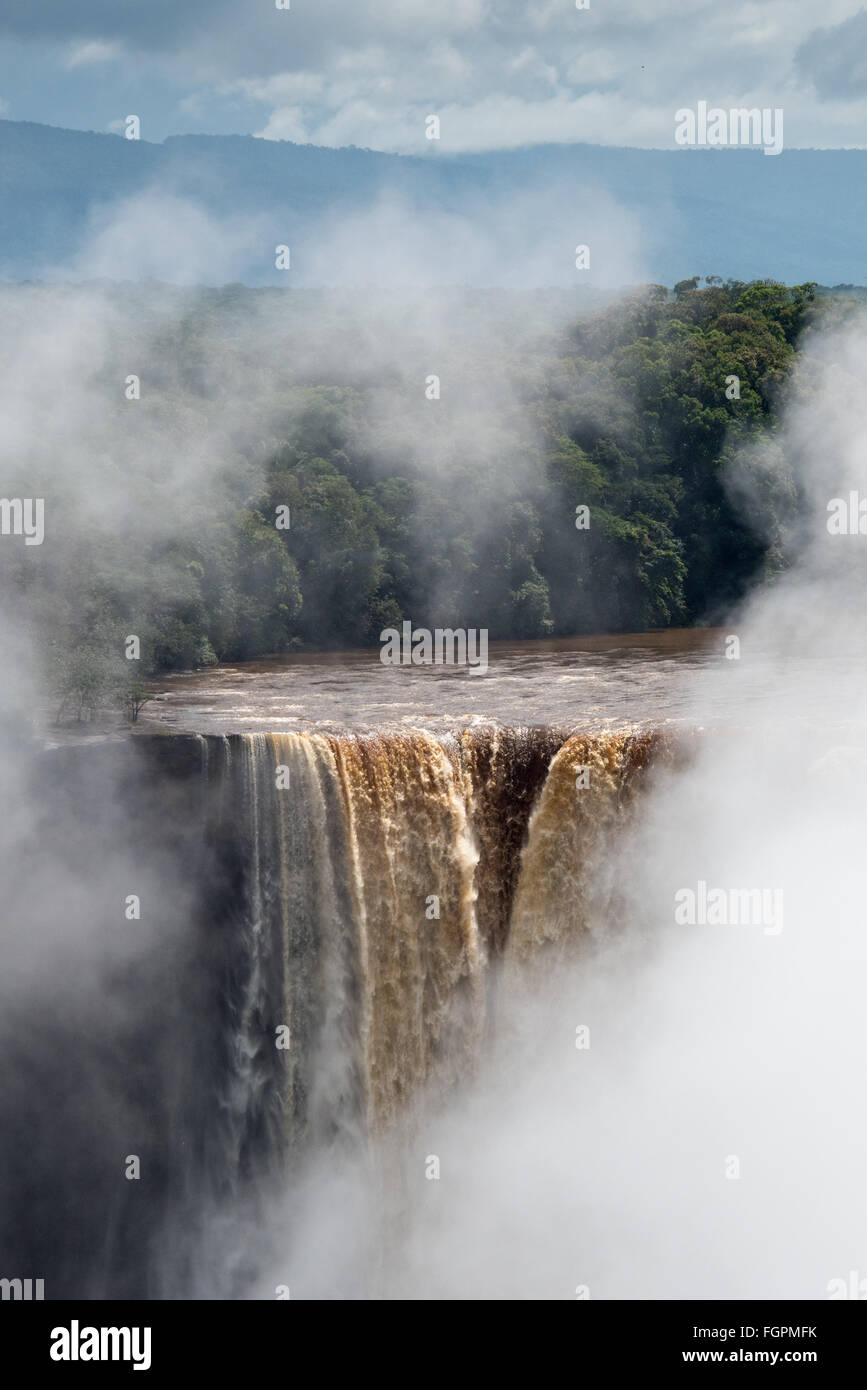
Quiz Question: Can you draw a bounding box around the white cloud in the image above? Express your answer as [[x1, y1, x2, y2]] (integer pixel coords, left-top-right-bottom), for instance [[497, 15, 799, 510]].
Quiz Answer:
[[65, 40, 122, 70], [10, 0, 867, 152], [227, 72, 325, 106], [253, 106, 311, 144], [59, 191, 271, 285], [192, 0, 867, 153]]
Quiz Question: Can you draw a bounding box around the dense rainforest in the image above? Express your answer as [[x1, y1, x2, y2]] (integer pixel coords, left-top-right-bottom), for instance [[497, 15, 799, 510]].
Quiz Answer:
[[0, 276, 842, 720]]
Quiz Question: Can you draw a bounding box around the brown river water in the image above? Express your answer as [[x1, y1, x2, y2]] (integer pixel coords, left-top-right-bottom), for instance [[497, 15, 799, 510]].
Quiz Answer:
[[136, 627, 859, 735]]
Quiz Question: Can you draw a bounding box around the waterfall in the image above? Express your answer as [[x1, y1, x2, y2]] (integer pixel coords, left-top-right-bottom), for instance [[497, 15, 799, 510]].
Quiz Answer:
[[0, 725, 670, 1298], [205, 725, 664, 1176], [504, 730, 660, 976]]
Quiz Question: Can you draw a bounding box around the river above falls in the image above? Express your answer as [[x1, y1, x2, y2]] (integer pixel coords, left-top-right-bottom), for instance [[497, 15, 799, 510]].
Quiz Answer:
[[135, 627, 865, 736]]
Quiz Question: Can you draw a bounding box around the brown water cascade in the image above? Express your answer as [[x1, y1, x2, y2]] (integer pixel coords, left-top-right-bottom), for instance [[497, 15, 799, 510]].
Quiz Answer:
[[203, 726, 665, 1158]]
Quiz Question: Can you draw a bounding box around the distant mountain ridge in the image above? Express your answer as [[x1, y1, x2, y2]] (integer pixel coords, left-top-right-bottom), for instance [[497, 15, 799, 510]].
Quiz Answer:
[[0, 119, 865, 286]]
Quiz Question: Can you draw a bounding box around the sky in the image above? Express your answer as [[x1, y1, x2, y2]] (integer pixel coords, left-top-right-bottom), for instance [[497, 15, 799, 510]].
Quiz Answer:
[[0, 0, 867, 151]]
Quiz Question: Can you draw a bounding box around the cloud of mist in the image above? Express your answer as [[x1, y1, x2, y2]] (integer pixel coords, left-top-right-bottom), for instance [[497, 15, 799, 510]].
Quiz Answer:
[[241, 309, 867, 1300], [65, 191, 273, 287], [36, 178, 647, 291], [0, 169, 651, 685]]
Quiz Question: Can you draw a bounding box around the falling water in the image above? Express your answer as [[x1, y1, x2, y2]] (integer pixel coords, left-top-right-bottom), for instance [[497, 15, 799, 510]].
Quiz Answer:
[[204, 733, 366, 1182], [0, 722, 673, 1298], [503, 730, 660, 977], [202, 723, 667, 1197]]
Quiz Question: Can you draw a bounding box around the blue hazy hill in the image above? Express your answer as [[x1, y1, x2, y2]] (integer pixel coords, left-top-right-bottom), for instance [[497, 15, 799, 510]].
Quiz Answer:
[[0, 118, 864, 286]]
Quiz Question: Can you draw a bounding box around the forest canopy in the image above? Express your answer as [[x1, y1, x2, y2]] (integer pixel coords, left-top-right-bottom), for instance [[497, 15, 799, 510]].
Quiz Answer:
[[0, 277, 837, 720]]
